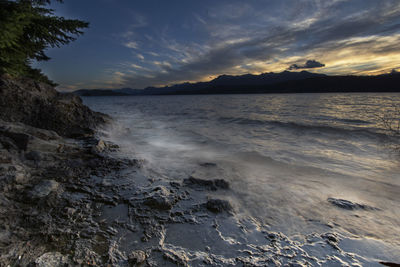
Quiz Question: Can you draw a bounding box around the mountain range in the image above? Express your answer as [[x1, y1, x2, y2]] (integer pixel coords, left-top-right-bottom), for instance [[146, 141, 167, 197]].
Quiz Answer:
[[73, 70, 400, 96]]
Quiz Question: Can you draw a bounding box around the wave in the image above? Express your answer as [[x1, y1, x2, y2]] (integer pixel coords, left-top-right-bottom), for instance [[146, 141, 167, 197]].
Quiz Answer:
[[217, 116, 392, 139], [336, 118, 372, 125]]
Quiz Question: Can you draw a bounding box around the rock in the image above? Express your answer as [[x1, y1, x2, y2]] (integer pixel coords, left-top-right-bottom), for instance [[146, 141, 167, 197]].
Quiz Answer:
[[206, 198, 233, 213], [380, 261, 400, 267], [321, 232, 339, 243], [30, 180, 59, 198], [91, 139, 106, 154], [0, 75, 109, 138], [327, 198, 380, 211], [107, 240, 127, 265], [163, 249, 189, 266], [287, 261, 308, 267], [0, 130, 30, 150], [25, 150, 42, 161], [65, 207, 76, 216], [0, 135, 18, 150], [0, 153, 12, 163], [183, 177, 229, 191], [35, 252, 72, 267], [144, 186, 177, 210], [199, 162, 217, 167], [56, 144, 65, 153], [72, 240, 102, 265], [11, 166, 30, 184], [128, 250, 147, 265], [267, 232, 279, 240]]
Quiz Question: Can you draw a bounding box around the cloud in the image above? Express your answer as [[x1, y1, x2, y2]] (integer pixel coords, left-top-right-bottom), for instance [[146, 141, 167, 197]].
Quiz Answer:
[[124, 41, 139, 49], [288, 60, 325, 70], [137, 54, 145, 60], [115, 0, 400, 88]]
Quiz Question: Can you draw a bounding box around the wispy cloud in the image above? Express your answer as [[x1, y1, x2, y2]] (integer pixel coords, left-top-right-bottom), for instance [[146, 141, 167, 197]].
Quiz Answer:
[[106, 1, 400, 89], [124, 41, 139, 49], [137, 54, 145, 61]]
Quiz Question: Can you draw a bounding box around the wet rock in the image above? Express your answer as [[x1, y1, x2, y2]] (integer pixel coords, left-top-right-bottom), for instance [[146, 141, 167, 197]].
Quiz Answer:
[[380, 261, 400, 267], [30, 180, 59, 198], [107, 240, 127, 265], [0, 153, 12, 163], [183, 176, 229, 191], [321, 232, 339, 243], [91, 139, 106, 154], [128, 250, 147, 265], [0, 130, 30, 150], [25, 150, 42, 161], [144, 186, 177, 210], [72, 240, 103, 265], [6, 165, 30, 184], [65, 207, 76, 216], [286, 261, 308, 267], [14, 172, 29, 184], [267, 232, 279, 240], [199, 162, 217, 167], [206, 198, 233, 214], [0, 75, 109, 137], [163, 249, 189, 266], [34, 252, 72, 267], [321, 232, 341, 250], [170, 181, 181, 188], [327, 198, 380, 211], [0, 135, 18, 150]]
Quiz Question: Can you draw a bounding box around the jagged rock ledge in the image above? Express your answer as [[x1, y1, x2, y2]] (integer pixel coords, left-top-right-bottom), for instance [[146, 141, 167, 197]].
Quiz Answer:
[[0, 75, 123, 265], [0, 74, 110, 138]]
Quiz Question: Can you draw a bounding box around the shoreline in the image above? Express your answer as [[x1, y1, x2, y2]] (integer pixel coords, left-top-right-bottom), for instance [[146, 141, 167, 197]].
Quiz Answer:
[[1, 76, 399, 266]]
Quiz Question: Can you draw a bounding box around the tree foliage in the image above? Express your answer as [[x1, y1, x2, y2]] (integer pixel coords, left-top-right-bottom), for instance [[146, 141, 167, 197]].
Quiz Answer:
[[0, 0, 88, 85]]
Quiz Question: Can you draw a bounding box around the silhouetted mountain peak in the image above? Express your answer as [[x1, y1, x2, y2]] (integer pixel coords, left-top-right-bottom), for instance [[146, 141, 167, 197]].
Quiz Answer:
[[73, 70, 399, 96]]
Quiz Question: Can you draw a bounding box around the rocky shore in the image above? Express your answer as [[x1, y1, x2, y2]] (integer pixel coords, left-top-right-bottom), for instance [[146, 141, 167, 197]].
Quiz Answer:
[[0, 76, 238, 266], [0, 115, 239, 266], [0, 75, 125, 265], [1, 75, 397, 266]]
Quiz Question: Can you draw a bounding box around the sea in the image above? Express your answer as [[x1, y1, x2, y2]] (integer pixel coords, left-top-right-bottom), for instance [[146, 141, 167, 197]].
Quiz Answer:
[[84, 93, 400, 265]]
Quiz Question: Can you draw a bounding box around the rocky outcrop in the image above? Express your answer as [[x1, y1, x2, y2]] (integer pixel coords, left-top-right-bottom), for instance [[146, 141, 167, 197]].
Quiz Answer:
[[144, 186, 178, 210], [183, 176, 229, 191], [0, 119, 136, 266], [0, 74, 109, 138], [0, 75, 117, 266], [206, 198, 233, 214], [327, 198, 380, 211]]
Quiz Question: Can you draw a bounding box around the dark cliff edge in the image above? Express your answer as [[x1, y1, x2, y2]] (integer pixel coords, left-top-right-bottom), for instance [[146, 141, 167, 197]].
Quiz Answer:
[[0, 74, 110, 138], [0, 75, 132, 266]]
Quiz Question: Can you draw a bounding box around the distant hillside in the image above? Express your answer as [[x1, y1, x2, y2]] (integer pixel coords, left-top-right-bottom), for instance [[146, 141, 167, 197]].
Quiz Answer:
[[73, 71, 400, 96], [73, 89, 129, 96]]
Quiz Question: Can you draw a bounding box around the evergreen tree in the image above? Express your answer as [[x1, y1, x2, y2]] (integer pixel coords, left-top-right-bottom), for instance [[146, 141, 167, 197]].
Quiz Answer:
[[0, 0, 88, 85]]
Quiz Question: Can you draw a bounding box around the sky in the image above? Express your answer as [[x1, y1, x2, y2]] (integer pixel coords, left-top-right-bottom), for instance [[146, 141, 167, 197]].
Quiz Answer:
[[36, 0, 400, 91]]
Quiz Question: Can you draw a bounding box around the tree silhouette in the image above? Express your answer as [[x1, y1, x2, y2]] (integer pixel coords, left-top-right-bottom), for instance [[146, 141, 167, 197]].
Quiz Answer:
[[0, 0, 88, 85]]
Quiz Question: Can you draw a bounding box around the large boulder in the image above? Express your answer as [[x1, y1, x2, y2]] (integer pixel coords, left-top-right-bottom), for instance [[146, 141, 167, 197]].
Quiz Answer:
[[29, 180, 60, 199], [144, 186, 177, 210], [0, 74, 109, 138], [34, 252, 72, 267]]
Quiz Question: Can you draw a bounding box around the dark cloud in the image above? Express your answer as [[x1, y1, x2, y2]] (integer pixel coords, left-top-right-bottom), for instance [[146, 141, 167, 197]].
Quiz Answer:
[[118, 0, 400, 88], [288, 60, 325, 70]]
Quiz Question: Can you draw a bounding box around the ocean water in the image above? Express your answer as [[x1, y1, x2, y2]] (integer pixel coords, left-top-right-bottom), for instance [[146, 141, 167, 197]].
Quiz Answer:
[[84, 93, 400, 265]]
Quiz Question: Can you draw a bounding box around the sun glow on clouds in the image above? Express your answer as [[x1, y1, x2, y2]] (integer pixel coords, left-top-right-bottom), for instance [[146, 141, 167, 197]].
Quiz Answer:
[[52, 0, 400, 90], [109, 1, 399, 89]]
